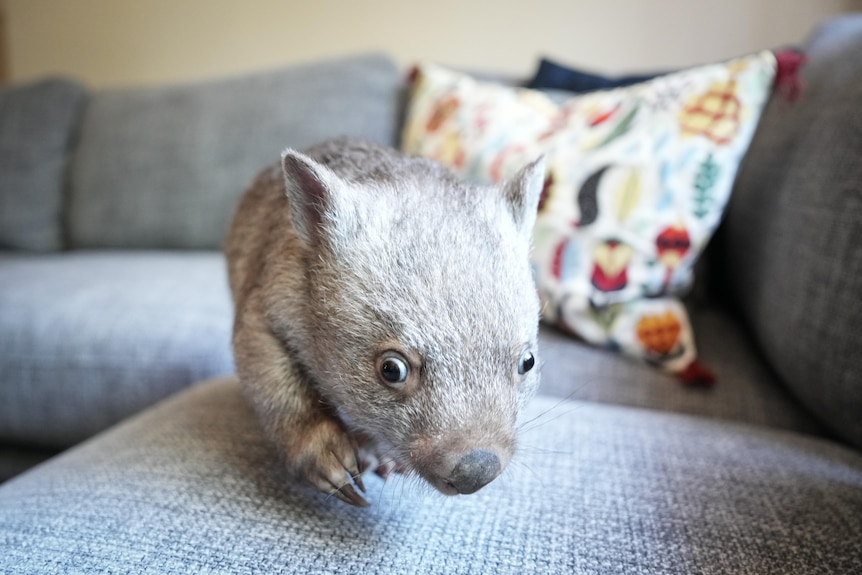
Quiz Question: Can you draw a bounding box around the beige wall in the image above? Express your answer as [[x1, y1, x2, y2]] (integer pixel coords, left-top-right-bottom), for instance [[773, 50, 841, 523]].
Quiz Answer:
[[3, 0, 859, 88]]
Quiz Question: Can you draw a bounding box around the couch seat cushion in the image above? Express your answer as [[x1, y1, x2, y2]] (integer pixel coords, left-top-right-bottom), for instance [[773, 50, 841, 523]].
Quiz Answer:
[[0, 376, 859, 574], [538, 303, 827, 436], [0, 251, 234, 448]]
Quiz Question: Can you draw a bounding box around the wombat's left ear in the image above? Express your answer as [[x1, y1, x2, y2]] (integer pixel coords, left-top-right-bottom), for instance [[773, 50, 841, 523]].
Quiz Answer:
[[281, 149, 354, 248], [501, 155, 546, 237]]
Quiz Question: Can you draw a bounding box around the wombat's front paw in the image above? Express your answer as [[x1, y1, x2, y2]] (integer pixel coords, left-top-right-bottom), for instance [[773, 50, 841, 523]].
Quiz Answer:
[[289, 416, 369, 507], [354, 432, 404, 480]]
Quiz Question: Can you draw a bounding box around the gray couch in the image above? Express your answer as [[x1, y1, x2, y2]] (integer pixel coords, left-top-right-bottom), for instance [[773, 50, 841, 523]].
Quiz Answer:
[[1, 15, 860, 574]]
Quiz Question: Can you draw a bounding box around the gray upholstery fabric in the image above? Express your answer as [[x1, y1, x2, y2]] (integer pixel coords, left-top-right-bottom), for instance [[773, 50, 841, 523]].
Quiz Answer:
[[0, 446, 58, 483], [0, 78, 86, 251], [0, 251, 824, 453], [1, 377, 860, 574], [538, 303, 826, 436], [723, 15, 862, 447], [0, 251, 234, 448], [67, 53, 403, 249]]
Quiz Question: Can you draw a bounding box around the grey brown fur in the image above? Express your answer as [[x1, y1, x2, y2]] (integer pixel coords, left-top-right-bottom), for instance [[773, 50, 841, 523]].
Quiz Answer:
[[226, 138, 545, 506]]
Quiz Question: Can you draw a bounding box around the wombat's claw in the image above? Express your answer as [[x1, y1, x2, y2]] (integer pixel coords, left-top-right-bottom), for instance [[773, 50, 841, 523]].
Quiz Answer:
[[317, 449, 369, 507], [352, 472, 366, 493], [328, 480, 369, 507]]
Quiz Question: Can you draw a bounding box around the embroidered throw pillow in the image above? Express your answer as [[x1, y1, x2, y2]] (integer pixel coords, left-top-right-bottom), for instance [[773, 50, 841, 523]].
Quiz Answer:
[[402, 54, 777, 381]]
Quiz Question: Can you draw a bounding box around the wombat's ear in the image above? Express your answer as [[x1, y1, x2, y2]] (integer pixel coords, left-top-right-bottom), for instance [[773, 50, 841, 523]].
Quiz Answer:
[[501, 156, 546, 237], [281, 149, 351, 247]]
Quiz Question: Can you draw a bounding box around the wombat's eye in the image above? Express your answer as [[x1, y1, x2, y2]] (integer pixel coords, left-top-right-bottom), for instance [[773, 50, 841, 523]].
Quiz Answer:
[[518, 351, 536, 375], [377, 353, 410, 388]]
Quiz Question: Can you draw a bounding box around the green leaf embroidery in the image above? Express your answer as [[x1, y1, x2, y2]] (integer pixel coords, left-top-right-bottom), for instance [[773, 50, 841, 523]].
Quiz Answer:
[[589, 303, 622, 332], [591, 104, 639, 150], [693, 153, 720, 219]]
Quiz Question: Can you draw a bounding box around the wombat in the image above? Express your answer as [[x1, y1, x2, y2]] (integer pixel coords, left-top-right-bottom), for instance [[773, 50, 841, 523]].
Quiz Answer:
[[226, 138, 545, 507]]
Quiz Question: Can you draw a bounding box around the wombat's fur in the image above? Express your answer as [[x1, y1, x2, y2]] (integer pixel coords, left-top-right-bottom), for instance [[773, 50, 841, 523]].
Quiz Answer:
[[226, 138, 544, 506]]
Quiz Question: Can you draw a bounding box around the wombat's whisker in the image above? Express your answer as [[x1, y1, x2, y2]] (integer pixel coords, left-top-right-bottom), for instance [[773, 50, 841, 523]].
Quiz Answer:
[[504, 458, 546, 489], [518, 376, 601, 434], [519, 395, 580, 433], [516, 445, 576, 459]]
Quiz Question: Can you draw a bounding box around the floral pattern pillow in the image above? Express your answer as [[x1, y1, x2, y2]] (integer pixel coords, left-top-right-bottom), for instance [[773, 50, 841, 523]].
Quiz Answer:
[[402, 53, 777, 382]]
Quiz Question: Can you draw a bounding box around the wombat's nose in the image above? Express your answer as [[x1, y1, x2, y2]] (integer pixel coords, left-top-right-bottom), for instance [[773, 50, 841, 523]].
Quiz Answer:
[[447, 449, 502, 494]]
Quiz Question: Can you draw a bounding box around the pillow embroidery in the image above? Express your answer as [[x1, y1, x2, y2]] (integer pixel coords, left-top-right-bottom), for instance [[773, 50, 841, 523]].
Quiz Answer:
[[402, 53, 777, 380]]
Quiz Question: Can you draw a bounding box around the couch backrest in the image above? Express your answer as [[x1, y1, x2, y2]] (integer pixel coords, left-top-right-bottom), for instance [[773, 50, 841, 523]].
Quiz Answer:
[[722, 14, 862, 447], [66, 53, 404, 250], [0, 78, 86, 251]]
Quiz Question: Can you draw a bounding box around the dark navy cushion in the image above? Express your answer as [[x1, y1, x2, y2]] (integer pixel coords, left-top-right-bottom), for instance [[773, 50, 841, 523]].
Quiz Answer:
[[526, 57, 664, 93]]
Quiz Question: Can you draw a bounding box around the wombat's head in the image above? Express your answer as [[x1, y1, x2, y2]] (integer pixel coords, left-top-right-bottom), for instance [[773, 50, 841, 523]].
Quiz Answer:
[[282, 145, 544, 496]]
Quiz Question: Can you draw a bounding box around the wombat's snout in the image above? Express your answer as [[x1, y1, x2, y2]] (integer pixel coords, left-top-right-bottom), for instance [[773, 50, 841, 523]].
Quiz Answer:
[[414, 439, 509, 496], [446, 449, 502, 494]]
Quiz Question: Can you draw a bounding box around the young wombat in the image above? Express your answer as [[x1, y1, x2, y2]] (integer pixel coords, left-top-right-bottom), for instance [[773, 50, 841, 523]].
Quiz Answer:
[[226, 138, 545, 507]]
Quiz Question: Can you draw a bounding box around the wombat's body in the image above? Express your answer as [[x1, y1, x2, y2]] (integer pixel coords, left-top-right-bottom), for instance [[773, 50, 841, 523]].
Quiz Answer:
[[226, 139, 544, 506]]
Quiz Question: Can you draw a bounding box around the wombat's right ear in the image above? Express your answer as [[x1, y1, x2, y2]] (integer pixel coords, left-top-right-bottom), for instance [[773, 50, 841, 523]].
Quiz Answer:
[[281, 150, 351, 247], [502, 155, 546, 237]]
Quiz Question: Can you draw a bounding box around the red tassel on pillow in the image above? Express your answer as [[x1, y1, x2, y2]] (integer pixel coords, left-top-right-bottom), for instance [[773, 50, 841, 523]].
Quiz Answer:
[[407, 65, 420, 85], [774, 50, 807, 102], [678, 360, 717, 388]]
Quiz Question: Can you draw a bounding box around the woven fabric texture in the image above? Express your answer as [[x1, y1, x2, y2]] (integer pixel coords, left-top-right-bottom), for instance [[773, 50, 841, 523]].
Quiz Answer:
[[538, 304, 826, 436], [0, 251, 825, 452], [723, 15, 862, 447], [67, 53, 403, 249], [1, 377, 860, 574], [0, 78, 86, 251], [0, 252, 234, 448]]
